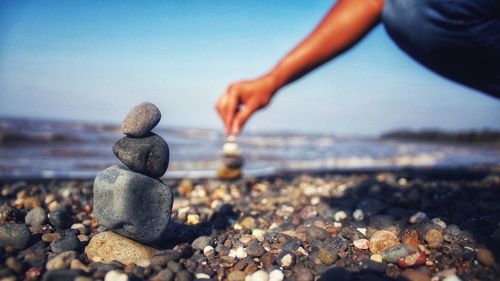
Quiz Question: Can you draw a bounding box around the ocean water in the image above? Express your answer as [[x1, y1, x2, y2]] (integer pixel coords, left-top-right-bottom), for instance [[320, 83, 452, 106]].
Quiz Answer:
[[0, 118, 499, 179]]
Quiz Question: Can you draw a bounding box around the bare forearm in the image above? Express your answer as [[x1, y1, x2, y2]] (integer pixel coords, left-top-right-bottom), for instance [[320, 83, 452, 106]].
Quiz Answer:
[[270, 0, 384, 88]]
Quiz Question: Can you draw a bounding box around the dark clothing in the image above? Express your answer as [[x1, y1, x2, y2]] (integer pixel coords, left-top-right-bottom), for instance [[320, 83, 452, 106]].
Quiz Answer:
[[382, 0, 500, 98]]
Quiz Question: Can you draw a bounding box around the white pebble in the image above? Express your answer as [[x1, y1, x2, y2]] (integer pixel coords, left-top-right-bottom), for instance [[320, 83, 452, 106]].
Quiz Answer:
[[356, 227, 367, 236], [409, 211, 428, 224], [203, 246, 215, 256], [228, 249, 237, 258], [252, 229, 265, 242], [443, 275, 462, 281], [104, 270, 128, 281], [236, 246, 247, 259], [269, 269, 284, 281], [431, 217, 447, 228], [280, 253, 293, 267], [333, 222, 342, 228], [310, 197, 320, 205], [334, 210, 348, 222], [353, 209, 364, 221], [195, 273, 211, 279], [250, 270, 269, 281]]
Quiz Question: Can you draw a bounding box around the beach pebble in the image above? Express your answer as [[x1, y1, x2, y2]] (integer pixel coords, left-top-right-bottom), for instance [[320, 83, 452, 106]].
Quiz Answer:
[[353, 209, 364, 221], [227, 271, 246, 281], [353, 239, 370, 250], [359, 259, 387, 273], [252, 229, 265, 242], [191, 236, 212, 251], [85, 231, 155, 267], [25, 207, 47, 227], [121, 102, 161, 137], [50, 235, 81, 254], [306, 225, 328, 240], [442, 275, 462, 281], [409, 212, 427, 224], [278, 252, 295, 268], [223, 154, 244, 169], [400, 228, 420, 247], [443, 225, 461, 242], [369, 230, 400, 254], [235, 246, 247, 259], [246, 241, 265, 257], [112, 133, 169, 178], [370, 254, 383, 263], [398, 251, 426, 268], [241, 216, 256, 229], [46, 251, 77, 270], [431, 217, 447, 228], [318, 247, 338, 265], [475, 248, 495, 266], [382, 244, 416, 263], [48, 210, 73, 230], [250, 270, 268, 281], [269, 269, 284, 281], [334, 211, 348, 222], [6, 256, 23, 273], [424, 228, 443, 248], [0, 203, 21, 224], [104, 270, 129, 281], [222, 141, 241, 156], [203, 246, 215, 258], [93, 165, 173, 243], [0, 223, 31, 251]]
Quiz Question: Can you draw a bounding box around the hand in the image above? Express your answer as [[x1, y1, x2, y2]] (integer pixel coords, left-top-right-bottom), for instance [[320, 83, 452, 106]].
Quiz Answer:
[[216, 74, 278, 135]]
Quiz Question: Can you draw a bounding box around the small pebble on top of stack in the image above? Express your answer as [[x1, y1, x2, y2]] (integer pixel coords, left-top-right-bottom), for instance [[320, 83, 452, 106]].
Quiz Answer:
[[93, 102, 173, 244], [217, 136, 244, 180]]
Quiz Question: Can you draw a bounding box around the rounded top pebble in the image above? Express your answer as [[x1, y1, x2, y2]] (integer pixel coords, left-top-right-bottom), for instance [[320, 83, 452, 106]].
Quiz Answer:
[[121, 102, 161, 137]]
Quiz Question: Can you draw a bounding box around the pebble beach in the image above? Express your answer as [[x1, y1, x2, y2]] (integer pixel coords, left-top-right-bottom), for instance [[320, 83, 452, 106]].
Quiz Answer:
[[1, 166, 499, 281]]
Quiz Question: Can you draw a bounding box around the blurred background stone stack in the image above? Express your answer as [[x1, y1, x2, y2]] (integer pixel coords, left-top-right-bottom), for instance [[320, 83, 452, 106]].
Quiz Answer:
[[91, 102, 173, 244], [217, 136, 244, 180]]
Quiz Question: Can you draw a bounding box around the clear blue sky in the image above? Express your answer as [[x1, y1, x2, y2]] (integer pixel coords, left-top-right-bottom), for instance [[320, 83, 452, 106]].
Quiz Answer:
[[1, 0, 499, 135]]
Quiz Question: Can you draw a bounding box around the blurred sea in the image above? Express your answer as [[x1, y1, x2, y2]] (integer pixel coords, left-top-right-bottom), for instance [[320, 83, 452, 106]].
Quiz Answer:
[[0, 117, 499, 179]]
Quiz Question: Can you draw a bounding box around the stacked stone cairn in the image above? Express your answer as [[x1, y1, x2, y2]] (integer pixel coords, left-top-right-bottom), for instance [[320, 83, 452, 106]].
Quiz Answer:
[[217, 136, 244, 180], [92, 102, 173, 244]]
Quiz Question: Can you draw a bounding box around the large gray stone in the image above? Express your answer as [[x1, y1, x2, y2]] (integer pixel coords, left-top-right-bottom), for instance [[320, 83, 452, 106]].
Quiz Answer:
[[0, 223, 31, 251], [121, 102, 161, 137], [113, 133, 169, 178], [93, 165, 173, 243]]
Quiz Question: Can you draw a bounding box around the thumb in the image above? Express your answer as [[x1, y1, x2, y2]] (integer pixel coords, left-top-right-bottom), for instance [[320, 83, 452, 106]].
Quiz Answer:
[[231, 105, 255, 135]]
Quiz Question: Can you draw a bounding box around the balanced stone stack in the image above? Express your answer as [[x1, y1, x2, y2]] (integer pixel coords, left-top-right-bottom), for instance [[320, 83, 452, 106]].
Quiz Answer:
[[217, 136, 244, 180], [93, 102, 173, 244]]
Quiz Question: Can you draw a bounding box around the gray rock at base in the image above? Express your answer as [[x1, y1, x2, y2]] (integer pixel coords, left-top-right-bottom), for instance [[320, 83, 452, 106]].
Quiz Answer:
[[25, 207, 47, 227], [0, 223, 31, 251], [121, 102, 161, 137], [93, 165, 173, 244], [113, 133, 169, 178]]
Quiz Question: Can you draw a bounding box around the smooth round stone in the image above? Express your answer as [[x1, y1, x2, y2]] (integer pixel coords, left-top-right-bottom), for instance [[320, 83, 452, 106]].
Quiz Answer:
[[269, 269, 284, 281], [400, 228, 420, 247], [85, 231, 155, 267], [475, 248, 495, 266], [93, 165, 173, 244], [424, 229, 444, 248], [306, 226, 329, 241], [0, 223, 31, 251], [25, 207, 47, 227], [246, 241, 265, 257], [227, 271, 245, 281], [250, 270, 269, 281], [222, 154, 244, 169], [104, 270, 129, 281], [46, 251, 77, 270], [318, 247, 338, 265], [113, 133, 169, 178], [443, 225, 461, 242], [48, 210, 73, 230], [50, 235, 81, 254], [150, 269, 174, 281], [191, 236, 212, 251], [382, 244, 416, 263], [369, 230, 400, 254], [121, 102, 161, 137]]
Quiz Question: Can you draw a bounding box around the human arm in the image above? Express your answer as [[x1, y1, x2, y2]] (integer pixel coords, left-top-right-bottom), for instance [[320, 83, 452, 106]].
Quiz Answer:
[[216, 0, 384, 135]]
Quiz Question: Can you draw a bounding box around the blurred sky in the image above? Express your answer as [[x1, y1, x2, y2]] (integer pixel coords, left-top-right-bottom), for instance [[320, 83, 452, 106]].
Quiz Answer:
[[0, 0, 499, 135]]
